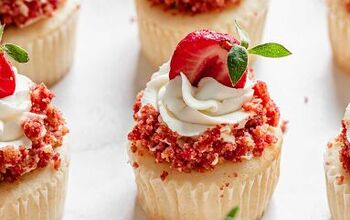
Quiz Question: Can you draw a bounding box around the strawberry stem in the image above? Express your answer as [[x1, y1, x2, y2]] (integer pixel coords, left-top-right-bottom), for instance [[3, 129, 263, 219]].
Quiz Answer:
[[234, 20, 250, 49]]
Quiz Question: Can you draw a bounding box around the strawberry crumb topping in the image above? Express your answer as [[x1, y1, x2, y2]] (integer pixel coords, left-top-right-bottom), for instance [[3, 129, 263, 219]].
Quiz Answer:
[[339, 119, 350, 173], [128, 81, 280, 172], [346, 0, 350, 12], [149, 0, 241, 14], [0, 84, 68, 182], [0, 0, 62, 27]]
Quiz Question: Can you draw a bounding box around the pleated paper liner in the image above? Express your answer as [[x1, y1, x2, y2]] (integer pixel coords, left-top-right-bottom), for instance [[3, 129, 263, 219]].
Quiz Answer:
[[3, 0, 80, 86], [130, 128, 282, 220], [135, 0, 269, 68], [324, 141, 350, 220], [327, 0, 350, 73], [0, 145, 70, 220]]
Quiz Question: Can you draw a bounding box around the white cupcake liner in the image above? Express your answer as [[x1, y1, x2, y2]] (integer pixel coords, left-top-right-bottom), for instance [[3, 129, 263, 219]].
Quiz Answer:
[[327, 0, 350, 73], [324, 141, 350, 220], [130, 129, 282, 220], [3, 0, 80, 86], [0, 146, 70, 220], [135, 0, 269, 67]]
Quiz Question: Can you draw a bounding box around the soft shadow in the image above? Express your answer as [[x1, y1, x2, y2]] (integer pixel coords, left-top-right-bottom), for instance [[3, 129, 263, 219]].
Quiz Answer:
[[132, 197, 148, 220], [133, 51, 157, 96]]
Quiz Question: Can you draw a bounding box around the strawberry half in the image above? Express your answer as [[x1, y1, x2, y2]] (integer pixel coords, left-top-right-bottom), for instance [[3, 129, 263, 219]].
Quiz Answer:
[[169, 29, 247, 88], [0, 53, 16, 98]]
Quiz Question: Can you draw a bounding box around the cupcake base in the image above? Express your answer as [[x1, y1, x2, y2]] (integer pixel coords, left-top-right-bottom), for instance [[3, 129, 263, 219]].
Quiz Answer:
[[324, 141, 350, 220], [327, 0, 350, 73], [129, 128, 282, 220], [3, 0, 80, 86], [135, 0, 269, 67], [0, 145, 70, 220]]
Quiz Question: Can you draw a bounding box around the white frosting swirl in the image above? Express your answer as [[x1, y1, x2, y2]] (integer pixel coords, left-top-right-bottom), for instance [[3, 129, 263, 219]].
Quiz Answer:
[[345, 104, 350, 142], [141, 63, 255, 137], [0, 71, 34, 148]]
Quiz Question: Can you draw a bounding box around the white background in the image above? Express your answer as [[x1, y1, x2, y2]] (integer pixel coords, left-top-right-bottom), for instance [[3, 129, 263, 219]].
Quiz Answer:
[[53, 0, 350, 219]]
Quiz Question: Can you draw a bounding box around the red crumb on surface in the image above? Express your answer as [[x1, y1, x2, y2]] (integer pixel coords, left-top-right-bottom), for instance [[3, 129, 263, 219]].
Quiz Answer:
[[339, 119, 350, 173], [132, 162, 139, 169], [336, 175, 345, 185], [160, 171, 169, 181], [346, 0, 350, 12], [280, 120, 289, 134], [128, 81, 280, 172], [327, 142, 333, 148], [148, 0, 241, 14], [0, 0, 63, 27], [0, 84, 68, 182]]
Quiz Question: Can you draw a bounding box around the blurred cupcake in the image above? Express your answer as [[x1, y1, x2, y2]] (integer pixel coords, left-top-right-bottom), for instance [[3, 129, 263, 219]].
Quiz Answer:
[[324, 104, 350, 220], [1, 0, 80, 86], [0, 30, 69, 219], [135, 0, 269, 67], [327, 0, 350, 73], [128, 25, 291, 220]]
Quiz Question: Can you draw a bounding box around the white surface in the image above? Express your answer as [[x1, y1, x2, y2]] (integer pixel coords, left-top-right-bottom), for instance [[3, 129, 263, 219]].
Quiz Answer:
[[50, 0, 350, 219]]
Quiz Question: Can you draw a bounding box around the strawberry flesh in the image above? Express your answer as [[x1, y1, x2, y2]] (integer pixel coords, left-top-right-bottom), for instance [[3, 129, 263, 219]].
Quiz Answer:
[[0, 53, 16, 98], [169, 30, 247, 88]]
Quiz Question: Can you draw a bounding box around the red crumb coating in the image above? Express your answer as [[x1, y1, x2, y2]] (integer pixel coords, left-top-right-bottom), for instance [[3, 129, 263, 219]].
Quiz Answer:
[[0, 84, 68, 182], [149, 0, 241, 14], [340, 119, 350, 173], [346, 0, 350, 12], [0, 0, 63, 27], [128, 81, 280, 172]]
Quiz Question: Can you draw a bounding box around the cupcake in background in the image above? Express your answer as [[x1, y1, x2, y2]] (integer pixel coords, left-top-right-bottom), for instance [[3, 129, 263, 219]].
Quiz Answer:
[[135, 0, 269, 67], [324, 104, 350, 220], [1, 0, 80, 86], [0, 26, 70, 219], [327, 0, 350, 73], [128, 22, 291, 220]]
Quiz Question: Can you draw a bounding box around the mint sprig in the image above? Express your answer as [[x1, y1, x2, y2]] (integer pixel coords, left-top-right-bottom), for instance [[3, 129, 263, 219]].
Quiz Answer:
[[225, 207, 239, 220], [234, 20, 250, 49], [227, 20, 292, 86], [228, 45, 248, 86], [248, 43, 292, 58], [0, 24, 29, 63]]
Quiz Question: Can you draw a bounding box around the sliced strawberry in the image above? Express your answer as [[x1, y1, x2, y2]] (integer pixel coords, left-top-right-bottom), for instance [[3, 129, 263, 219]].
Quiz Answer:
[[0, 53, 16, 98], [169, 30, 247, 88]]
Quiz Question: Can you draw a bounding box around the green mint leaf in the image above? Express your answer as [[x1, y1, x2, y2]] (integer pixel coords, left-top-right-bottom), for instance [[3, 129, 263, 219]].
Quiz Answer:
[[0, 24, 4, 42], [225, 207, 239, 220], [227, 45, 248, 86], [234, 20, 250, 49], [2, 44, 29, 63], [248, 43, 292, 58]]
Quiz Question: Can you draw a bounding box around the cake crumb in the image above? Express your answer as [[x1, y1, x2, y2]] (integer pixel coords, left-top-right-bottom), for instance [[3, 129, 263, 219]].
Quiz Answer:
[[160, 171, 169, 181], [280, 120, 289, 134], [336, 175, 344, 185], [132, 162, 139, 169]]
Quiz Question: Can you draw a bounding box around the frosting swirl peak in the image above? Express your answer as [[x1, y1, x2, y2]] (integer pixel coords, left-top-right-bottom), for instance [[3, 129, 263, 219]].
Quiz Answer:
[[141, 63, 254, 136], [0, 72, 34, 146]]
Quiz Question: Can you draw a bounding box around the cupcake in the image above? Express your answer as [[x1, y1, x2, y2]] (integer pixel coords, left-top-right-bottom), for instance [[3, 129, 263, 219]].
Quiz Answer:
[[0, 27, 69, 219], [324, 104, 350, 220], [0, 0, 80, 86], [128, 23, 291, 220], [327, 0, 350, 73], [135, 0, 270, 67]]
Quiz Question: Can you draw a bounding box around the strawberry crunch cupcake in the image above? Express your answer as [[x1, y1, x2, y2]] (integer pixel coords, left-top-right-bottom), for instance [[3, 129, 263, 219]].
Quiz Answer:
[[0, 0, 80, 85], [135, 0, 270, 67], [327, 0, 350, 73], [128, 23, 291, 220], [0, 27, 69, 219], [324, 104, 350, 220]]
